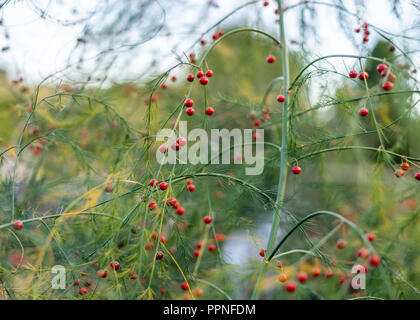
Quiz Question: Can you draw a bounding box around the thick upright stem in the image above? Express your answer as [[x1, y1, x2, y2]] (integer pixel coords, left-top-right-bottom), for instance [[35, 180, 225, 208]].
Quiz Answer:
[[251, 0, 289, 300]]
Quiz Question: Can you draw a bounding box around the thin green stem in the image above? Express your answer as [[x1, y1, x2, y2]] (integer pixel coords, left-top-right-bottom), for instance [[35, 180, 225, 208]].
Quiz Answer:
[[251, 0, 288, 300]]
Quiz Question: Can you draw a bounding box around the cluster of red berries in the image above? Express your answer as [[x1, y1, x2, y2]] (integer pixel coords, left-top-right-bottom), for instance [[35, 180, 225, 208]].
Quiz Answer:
[[185, 178, 196, 192], [164, 136, 187, 152], [349, 69, 368, 81], [189, 53, 197, 64], [160, 76, 177, 89], [76, 260, 125, 295], [248, 108, 270, 128], [350, 63, 396, 117], [376, 63, 395, 91], [149, 179, 169, 191], [275, 231, 382, 293], [211, 30, 224, 41], [193, 240, 217, 258], [27, 125, 51, 156], [248, 109, 270, 141], [183, 95, 215, 117], [163, 196, 186, 216], [394, 162, 419, 180], [355, 23, 370, 43]]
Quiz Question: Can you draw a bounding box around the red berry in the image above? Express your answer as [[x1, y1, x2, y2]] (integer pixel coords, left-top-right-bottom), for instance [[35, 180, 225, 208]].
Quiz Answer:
[[311, 267, 321, 277], [105, 184, 113, 193], [337, 239, 347, 249], [171, 76, 177, 82], [160, 288, 168, 294], [171, 142, 180, 151], [415, 173, 420, 180], [193, 250, 200, 258], [12, 220, 23, 230], [358, 71, 368, 80], [362, 23, 368, 29], [203, 216, 212, 224], [277, 95, 286, 103], [218, 30, 224, 37], [285, 281, 297, 293], [355, 28, 360, 33], [200, 39, 206, 46], [149, 179, 158, 187], [401, 162, 410, 171], [151, 231, 158, 240], [254, 119, 261, 127], [363, 36, 369, 43], [145, 242, 155, 250], [177, 137, 187, 146], [292, 166, 301, 175], [97, 270, 108, 278], [355, 264, 369, 274], [369, 255, 381, 267], [297, 271, 308, 283], [382, 81, 393, 91], [186, 107, 195, 116], [364, 30, 370, 36], [325, 268, 334, 278], [196, 71, 204, 79], [196, 241, 202, 249], [109, 261, 120, 271], [266, 55, 275, 64], [160, 236, 166, 244], [79, 288, 88, 295], [184, 98, 194, 108], [156, 251, 164, 260], [187, 74, 194, 82], [252, 132, 261, 141], [205, 107, 214, 115], [212, 33, 219, 40], [159, 144, 167, 153], [349, 70, 358, 78], [159, 182, 168, 190], [357, 248, 370, 259], [74, 280, 80, 286], [187, 184, 196, 192], [395, 169, 404, 178], [161, 83, 168, 89], [199, 77, 209, 85], [259, 248, 266, 257], [205, 70, 213, 77], [169, 197, 177, 206], [376, 64, 387, 73], [176, 207, 185, 215], [358, 107, 369, 117], [263, 1, 269, 6], [129, 272, 138, 280], [208, 244, 216, 252], [180, 282, 189, 291], [148, 201, 157, 210], [366, 233, 375, 242]]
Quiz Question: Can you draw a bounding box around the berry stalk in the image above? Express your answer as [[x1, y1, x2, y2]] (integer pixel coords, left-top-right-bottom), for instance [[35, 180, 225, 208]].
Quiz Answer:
[[251, 0, 289, 300]]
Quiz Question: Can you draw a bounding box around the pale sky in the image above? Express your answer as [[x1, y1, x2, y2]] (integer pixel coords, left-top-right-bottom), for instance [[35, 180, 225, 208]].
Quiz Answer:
[[0, 0, 418, 85]]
